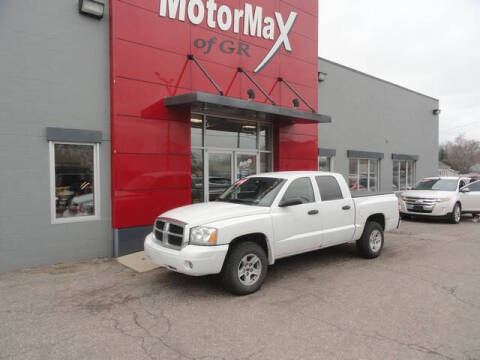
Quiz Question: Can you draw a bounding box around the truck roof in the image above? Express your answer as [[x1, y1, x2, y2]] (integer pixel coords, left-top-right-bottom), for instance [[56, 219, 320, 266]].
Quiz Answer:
[[252, 171, 333, 179], [423, 176, 466, 180]]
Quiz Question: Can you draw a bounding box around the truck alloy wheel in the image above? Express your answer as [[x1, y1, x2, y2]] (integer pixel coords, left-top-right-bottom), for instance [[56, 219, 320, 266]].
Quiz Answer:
[[238, 254, 262, 286], [369, 229, 383, 253], [221, 241, 268, 295], [357, 221, 384, 259]]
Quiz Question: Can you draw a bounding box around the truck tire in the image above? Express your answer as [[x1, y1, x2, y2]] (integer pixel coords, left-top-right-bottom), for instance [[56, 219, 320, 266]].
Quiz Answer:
[[356, 221, 384, 259], [448, 203, 462, 224], [221, 242, 268, 296]]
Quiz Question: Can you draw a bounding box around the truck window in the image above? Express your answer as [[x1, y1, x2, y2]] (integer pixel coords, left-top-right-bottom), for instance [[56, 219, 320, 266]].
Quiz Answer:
[[465, 181, 480, 191], [315, 176, 343, 201], [281, 177, 315, 204]]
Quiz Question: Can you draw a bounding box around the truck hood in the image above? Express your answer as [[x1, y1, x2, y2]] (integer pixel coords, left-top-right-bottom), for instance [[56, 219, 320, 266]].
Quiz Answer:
[[159, 201, 270, 226], [401, 190, 455, 199]]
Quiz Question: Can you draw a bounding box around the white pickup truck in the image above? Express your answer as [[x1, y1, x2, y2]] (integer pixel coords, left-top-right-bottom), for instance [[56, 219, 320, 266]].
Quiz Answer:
[[400, 177, 480, 224], [145, 171, 400, 295]]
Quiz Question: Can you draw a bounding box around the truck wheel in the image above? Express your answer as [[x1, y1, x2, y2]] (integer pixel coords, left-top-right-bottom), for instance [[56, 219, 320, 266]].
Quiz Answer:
[[448, 203, 461, 224], [221, 242, 268, 296], [357, 221, 384, 259]]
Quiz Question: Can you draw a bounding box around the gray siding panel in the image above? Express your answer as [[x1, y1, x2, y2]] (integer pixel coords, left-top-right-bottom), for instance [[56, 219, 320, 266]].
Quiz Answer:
[[318, 58, 439, 192], [0, 0, 111, 272]]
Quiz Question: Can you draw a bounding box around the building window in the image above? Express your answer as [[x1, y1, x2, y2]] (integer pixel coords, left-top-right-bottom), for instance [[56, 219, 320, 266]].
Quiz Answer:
[[348, 158, 379, 192], [318, 156, 333, 172], [393, 160, 416, 191], [49, 142, 100, 223]]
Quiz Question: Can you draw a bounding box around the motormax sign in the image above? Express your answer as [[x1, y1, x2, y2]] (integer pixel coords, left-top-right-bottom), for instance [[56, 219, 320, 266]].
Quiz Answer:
[[159, 0, 297, 73]]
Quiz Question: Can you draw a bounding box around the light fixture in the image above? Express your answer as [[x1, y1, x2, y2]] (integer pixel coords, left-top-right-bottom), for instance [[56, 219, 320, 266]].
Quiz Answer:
[[191, 118, 203, 124], [433, 109, 441, 115], [247, 89, 255, 100], [318, 72, 328, 82], [292, 98, 300, 108], [79, 0, 105, 19]]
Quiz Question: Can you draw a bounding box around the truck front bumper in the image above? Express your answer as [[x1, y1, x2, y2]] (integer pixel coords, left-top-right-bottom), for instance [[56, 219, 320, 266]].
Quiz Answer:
[[400, 201, 453, 217], [144, 233, 229, 276]]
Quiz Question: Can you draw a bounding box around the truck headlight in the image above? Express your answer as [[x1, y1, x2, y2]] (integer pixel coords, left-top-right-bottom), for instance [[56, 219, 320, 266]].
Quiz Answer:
[[435, 197, 451, 203], [189, 226, 217, 246]]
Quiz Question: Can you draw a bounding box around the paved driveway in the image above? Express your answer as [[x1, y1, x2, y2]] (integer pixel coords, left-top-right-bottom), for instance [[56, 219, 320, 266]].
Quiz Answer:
[[1, 218, 480, 360]]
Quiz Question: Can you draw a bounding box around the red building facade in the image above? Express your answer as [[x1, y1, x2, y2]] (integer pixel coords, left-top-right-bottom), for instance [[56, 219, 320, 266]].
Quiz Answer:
[[109, 0, 325, 253]]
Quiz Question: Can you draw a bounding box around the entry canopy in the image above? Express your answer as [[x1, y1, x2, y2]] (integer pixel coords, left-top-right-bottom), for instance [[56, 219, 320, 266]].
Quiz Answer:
[[163, 92, 332, 124]]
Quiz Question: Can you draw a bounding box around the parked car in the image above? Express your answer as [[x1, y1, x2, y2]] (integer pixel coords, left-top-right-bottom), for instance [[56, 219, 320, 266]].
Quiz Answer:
[[145, 171, 400, 295], [399, 176, 479, 223], [62, 193, 95, 217]]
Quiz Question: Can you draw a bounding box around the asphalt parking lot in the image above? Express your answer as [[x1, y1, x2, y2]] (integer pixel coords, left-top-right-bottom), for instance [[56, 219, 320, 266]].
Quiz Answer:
[[1, 218, 480, 360]]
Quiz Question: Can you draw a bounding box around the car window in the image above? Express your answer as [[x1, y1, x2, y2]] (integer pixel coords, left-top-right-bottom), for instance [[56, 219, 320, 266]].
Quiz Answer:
[[459, 180, 467, 189], [465, 181, 480, 192], [281, 177, 315, 204], [315, 176, 343, 201]]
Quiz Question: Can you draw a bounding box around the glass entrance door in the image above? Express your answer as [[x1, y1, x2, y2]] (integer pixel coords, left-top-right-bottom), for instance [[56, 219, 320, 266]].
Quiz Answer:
[[235, 153, 258, 181], [207, 152, 233, 201], [191, 113, 273, 203]]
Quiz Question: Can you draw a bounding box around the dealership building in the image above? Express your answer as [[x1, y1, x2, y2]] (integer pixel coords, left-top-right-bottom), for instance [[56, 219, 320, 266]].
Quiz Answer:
[[0, 0, 439, 272]]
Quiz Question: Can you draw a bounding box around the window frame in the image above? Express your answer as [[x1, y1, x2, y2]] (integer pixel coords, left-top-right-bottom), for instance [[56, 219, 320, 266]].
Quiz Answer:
[[49, 141, 101, 224], [348, 157, 380, 192]]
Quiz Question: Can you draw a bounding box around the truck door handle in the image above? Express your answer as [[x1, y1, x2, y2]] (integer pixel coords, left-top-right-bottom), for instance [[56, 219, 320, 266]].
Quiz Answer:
[[308, 210, 319, 215], [342, 205, 351, 210]]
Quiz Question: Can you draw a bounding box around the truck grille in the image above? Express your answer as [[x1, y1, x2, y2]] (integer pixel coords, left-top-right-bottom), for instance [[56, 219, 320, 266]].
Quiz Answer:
[[153, 218, 185, 248], [404, 197, 436, 214]]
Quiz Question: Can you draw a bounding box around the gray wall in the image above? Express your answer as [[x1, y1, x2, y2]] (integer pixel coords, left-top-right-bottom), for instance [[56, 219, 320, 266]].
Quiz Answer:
[[0, 0, 111, 272], [318, 58, 439, 191]]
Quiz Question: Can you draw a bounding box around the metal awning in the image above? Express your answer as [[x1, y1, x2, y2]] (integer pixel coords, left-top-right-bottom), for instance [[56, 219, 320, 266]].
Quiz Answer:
[[163, 92, 332, 123]]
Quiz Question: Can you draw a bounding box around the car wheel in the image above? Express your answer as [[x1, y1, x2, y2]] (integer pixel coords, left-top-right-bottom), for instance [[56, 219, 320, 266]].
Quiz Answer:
[[357, 221, 384, 259], [448, 203, 461, 224], [221, 242, 268, 295]]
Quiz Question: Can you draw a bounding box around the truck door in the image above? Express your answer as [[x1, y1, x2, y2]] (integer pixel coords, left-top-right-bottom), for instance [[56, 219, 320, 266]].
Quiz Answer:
[[315, 175, 355, 246], [271, 177, 323, 258], [460, 181, 480, 212]]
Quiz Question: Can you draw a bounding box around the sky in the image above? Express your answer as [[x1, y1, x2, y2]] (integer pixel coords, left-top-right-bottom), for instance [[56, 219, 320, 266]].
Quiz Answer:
[[318, 0, 480, 143]]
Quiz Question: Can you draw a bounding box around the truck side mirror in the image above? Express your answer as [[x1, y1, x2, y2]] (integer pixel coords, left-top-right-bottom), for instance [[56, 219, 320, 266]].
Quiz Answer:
[[279, 198, 303, 207]]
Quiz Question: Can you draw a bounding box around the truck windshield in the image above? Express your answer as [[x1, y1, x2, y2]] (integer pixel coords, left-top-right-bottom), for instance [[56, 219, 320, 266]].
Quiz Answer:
[[217, 177, 286, 207], [413, 179, 458, 191]]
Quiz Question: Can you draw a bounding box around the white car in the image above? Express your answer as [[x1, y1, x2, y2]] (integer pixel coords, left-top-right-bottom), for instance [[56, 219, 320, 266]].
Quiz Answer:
[[145, 171, 400, 295], [399, 177, 480, 223]]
